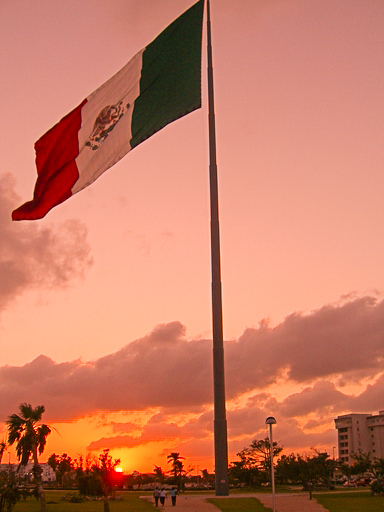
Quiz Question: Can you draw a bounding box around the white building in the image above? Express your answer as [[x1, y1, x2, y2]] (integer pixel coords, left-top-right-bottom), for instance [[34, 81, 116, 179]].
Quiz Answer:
[[0, 462, 55, 482], [334, 410, 384, 464]]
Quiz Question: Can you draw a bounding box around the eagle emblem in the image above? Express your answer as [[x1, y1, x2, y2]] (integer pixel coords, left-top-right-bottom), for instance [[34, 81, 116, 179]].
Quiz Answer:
[[85, 101, 130, 150]]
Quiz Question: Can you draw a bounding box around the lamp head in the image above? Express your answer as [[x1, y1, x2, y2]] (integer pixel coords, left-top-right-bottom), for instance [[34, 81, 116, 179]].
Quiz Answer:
[[265, 416, 277, 425]]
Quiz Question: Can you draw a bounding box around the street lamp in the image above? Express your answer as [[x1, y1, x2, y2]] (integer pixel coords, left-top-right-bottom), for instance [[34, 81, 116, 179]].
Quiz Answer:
[[266, 416, 277, 512]]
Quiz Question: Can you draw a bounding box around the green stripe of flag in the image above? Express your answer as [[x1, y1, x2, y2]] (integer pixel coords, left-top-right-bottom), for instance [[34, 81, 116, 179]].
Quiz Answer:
[[131, 0, 204, 149]]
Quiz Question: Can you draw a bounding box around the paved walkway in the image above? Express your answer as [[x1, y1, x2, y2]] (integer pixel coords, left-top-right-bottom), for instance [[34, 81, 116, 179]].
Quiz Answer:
[[257, 493, 328, 511], [142, 494, 217, 510], [141, 493, 329, 511]]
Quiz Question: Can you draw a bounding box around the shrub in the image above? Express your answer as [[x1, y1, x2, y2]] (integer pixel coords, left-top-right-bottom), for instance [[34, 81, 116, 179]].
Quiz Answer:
[[77, 474, 103, 496], [61, 492, 86, 503], [371, 479, 384, 496]]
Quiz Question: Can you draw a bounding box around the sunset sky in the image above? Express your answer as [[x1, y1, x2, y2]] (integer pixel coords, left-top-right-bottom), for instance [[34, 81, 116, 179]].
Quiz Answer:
[[1, 0, 384, 474]]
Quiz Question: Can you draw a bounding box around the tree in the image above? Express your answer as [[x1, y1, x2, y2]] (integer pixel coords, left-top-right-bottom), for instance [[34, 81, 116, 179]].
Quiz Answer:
[[167, 453, 185, 479], [74, 453, 100, 495], [166, 452, 193, 490], [349, 451, 384, 495], [338, 460, 354, 487], [6, 404, 51, 512], [92, 449, 120, 512], [0, 443, 6, 465], [153, 466, 165, 485], [0, 467, 31, 512], [48, 453, 73, 488], [57, 454, 72, 488], [47, 454, 59, 486], [275, 450, 336, 498], [350, 451, 372, 476], [229, 457, 262, 488], [371, 458, 384, 496], [201, 469, 214, 488], [167, 452, 185, 489], [244, 438, 283, 474], [230, 438, 283, 488]]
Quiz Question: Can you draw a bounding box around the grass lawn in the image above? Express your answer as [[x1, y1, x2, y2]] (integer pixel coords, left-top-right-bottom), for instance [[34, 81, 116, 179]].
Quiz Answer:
[[13, 491, 155, 512], [315, 491, 384, 512], [208, 498, 271, 511]]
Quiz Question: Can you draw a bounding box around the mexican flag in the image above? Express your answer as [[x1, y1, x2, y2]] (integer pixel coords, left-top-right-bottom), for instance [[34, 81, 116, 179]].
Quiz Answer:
[[13, 0, 204, 221]]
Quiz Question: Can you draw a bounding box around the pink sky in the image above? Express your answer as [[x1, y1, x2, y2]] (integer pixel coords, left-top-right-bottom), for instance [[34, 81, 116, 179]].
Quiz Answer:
[[1, 0, 384, 473]]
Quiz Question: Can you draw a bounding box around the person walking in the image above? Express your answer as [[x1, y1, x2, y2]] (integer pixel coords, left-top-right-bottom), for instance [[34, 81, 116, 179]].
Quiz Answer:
[[170, 487, 178, 506], [153, 487, 160, 507], [159, 488, 167, 507]]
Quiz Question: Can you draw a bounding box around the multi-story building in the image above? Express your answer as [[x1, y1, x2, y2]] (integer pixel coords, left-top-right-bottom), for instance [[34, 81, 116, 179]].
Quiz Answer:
[[334, 410, 384, 464], [366, 411, 384, 459]]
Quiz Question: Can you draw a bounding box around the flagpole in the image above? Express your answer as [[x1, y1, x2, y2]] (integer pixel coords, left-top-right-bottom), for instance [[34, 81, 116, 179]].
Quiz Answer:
[[206, 0, 229, 496]]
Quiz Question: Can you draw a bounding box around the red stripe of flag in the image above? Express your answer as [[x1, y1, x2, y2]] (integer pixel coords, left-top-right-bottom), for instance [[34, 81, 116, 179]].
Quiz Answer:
[[12, 100, 87, 220]]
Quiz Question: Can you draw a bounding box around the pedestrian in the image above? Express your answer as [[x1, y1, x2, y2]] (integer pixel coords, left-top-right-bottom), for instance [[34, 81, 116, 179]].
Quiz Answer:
[[153, 487, 160, 507], [159, 488, 167, 507], [170, 487, 178, 506]]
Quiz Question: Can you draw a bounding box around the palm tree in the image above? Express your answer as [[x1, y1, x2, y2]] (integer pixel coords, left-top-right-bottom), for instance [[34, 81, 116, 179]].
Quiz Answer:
[[167, 452, 184, 478], [6, 403, 51, 512], [167, 452, 186, 490], [0, 440, 6, 463], [154, 465, 165, 485]]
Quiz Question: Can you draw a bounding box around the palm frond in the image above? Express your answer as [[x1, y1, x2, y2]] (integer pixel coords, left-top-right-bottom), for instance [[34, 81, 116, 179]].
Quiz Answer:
[[7, 403, 50, 466], [19, 403, 45, 422], [37, 425, 51, 455], [6, 414, 24, 446]]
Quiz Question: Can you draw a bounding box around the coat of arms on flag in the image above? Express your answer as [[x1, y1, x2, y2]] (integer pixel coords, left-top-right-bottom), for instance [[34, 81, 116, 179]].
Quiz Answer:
[[85, 101, 131, 151]]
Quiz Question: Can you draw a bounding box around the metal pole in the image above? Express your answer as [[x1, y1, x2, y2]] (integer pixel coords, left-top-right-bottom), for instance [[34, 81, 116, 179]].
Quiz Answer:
[[206, 0, 229, 497], [266, 417, 276, 512], [270, 424, 276, 512]]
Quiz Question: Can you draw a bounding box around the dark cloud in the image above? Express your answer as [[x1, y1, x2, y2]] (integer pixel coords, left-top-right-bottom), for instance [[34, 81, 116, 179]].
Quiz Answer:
[[226, 296, 384, 390], [1, 296, 384, 455], [278, 381, 347, 418], [1, 296, 384, 423], [0, 321, 212, 422], [0, 174, 93, 313], [70, 400, 339, 457], [87, 435, 149, 451], [87, 409, 213, 452], [347, 373, 384, 412]]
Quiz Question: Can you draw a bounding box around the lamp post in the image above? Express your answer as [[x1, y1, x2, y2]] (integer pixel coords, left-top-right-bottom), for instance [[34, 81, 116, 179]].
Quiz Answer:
[[266, 417, 277, 512]]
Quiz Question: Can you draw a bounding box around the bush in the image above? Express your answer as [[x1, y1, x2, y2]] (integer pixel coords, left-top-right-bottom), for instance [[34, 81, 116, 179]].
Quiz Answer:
[[371, 479, 384, 496], [61, 492, 86, 503], [0, 469, 34, 512], [77, 474, 103, 497]]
